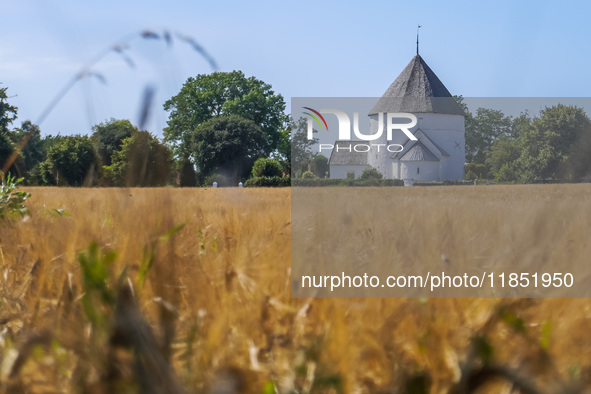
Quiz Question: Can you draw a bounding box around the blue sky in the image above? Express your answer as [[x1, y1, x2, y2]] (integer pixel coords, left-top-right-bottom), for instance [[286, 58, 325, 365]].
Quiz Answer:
[[1, 0, 590, 136]]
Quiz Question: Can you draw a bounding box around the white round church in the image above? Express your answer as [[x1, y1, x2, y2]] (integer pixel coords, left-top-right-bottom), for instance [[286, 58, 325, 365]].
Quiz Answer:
[[328, 54, 466, 182]]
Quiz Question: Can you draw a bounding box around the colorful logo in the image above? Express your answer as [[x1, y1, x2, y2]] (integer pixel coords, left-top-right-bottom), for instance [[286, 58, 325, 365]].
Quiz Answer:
[[303, 107, 417, 142], [303, 107, 329, 131]]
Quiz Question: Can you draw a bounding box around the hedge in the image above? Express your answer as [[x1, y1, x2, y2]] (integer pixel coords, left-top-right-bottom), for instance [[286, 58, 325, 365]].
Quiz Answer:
[[291, 178, 404, 187], [242, 177, 483, 187], [244, 176, 291, 187]]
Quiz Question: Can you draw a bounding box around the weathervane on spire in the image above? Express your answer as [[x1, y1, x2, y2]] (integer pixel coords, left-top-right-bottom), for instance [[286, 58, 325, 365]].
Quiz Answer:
[[416, 24, 422, 55]]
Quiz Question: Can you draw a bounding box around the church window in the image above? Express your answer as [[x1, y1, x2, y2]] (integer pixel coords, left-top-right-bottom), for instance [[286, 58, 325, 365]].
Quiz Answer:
[[417, 167, 420, 175]]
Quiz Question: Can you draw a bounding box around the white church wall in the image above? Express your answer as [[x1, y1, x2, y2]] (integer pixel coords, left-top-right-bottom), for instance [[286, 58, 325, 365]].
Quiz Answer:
[[368, 114, 402, 179], [369, 112, 465, 181], [415, 113, 465, 180], [399, 161, 439, 181], [393, 161, 400, 179], [367, 114, 389, 177], [330, 165, 370, 179]]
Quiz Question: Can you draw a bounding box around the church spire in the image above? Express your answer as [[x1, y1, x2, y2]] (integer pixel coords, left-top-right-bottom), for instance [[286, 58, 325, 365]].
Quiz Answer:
[[416, 25, 421, 55]]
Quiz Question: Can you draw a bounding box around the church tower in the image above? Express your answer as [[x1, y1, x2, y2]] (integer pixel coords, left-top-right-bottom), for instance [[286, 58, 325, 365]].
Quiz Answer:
[[367, 55, 465, 181]]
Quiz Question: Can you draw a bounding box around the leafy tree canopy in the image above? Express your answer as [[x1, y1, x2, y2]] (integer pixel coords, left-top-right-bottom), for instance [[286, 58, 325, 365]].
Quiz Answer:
[[9, 121, 44, 183], [91, 118, 137, 166], [0, 86, 19, 176], [107, 131, 173, 187], [465, 108, 513, 164], [309, 155, 329, 178], [481, 104, 591, 183], [278, 117, 319, 177], [0, 86, 18, 136], [519, 104, 591, 181], [189, 115, 268, 185], [485, 135, 522, 181], [39, 135, 99, 186], [164, 71, 286, 157], [11, 121, 42, 158], [0, 133, 15, 176]]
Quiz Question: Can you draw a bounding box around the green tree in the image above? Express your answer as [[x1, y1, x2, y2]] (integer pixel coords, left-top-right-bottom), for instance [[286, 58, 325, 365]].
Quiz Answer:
[[39, 135, 99, 186], [0, 133, 16, 177], [278, 117, 318, 177], [510, 112, 532, 139], [40, 134, 66, 155], [252, 158, 283, 178], [7, 121, 45, 183], [494, 162, 521, 183], [465, 108, 513, 164], [190, 115, 268, 185], [485, 136, 522, 181], [310, 155, 328, 178], [518, 104, 591, 181], [0, 86, 18, 136], [177, 160, 197, 187], [0, 86, 19, 176], [107, 131, 173, 187], [454, 95, 470, 116], [91, 119, 136, 166], [164, 71, 286, 157]]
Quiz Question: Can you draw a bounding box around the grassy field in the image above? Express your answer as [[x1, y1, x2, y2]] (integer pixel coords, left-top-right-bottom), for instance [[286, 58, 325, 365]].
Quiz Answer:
[[1, 185, 591, 393]]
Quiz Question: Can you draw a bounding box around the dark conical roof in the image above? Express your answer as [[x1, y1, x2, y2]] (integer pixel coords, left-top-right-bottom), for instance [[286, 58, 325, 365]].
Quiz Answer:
[[369, 55, 464, 116]]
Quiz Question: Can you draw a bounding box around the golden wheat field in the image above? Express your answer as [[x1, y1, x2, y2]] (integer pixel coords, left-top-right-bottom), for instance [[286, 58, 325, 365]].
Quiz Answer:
[[1, 185, 591, 393]]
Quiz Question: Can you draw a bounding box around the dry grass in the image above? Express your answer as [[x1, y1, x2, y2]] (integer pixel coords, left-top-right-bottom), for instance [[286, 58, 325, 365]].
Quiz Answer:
[[292, 184, 591, 298], [0, 185, 590, 393]]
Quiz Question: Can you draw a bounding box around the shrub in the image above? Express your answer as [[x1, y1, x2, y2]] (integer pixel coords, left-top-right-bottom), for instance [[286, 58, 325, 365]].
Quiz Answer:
[[252, 158, 283, 178], [441, 180, 475, 186], [357, 178, 380, 186], [464, 163, 488, 180], [0, 172, 31, 219], [360, 168, 383, 180], [380, 179, 405, 186], [302, 171, 316, 180]]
